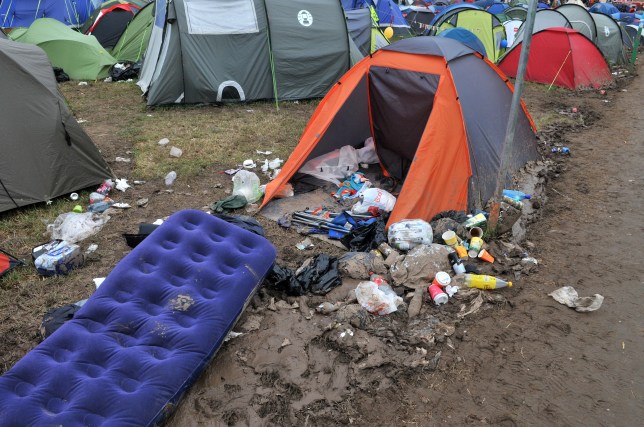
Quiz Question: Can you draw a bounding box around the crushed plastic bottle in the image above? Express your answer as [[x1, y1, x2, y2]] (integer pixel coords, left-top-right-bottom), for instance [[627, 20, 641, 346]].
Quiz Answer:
[[165, 171, 177, 186], [502, 189, 531, 201]]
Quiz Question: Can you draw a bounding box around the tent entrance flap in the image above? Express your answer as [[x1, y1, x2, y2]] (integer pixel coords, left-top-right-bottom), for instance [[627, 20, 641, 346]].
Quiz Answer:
[[368, 67, 440, 181]]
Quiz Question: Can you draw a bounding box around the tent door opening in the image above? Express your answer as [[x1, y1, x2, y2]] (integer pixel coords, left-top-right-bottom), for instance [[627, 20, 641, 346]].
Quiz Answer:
[[368, 67, 440, 181]]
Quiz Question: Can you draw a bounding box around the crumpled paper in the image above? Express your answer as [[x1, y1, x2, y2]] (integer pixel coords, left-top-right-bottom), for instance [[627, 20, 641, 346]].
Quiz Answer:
[[548, 286, 603, 312]]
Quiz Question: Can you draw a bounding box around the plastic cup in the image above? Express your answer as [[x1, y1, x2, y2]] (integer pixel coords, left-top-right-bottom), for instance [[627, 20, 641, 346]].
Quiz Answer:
[[455, 245, 468, 259], [468, 237, 483, 257], [432, 271, 451, 288], [428, 284, 448, 305], [468, 227, 483, 239], [478, 249, 495, 263], [442, 230, 459, 247]]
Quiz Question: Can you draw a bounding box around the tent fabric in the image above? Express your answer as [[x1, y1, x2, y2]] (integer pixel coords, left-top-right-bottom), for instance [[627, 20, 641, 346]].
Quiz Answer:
[[438, 27, 487, 57], [487, 2, 510, 15], [0, 0, 97, 28], [624, 24, 644, 47], [503, 19, 523, 46], [591, 12, 627, 64], [11, 18, 116, 79], [0, 39, 112, 213], [498, 28, 613, 90], [504, 5, 528, 21], [346, 8, 373, 55], [261, 37, 538, 227], [589, 3, 620, 17], [140, 0, 354, 105], [341, 0, 410, 28], [111, 2, 154, 62], [0, 249, 23, 278], [81, 1, 148, 49], [436, 9, 506, 61], [556, 4, 597, 41], [430, 4, 482, 26], [512, 9, 572, 47]]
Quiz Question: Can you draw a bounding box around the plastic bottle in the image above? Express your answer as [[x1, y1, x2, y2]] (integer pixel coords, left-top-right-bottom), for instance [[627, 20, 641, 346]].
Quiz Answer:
[[165, 171, 177, 186], [96, 179, 114, 195], [502, 189, 531, 201], [502, 196, 524, 210], [89, 192, 106, 204], [448, 252, 466, 274], [464, 274, 512, 290]]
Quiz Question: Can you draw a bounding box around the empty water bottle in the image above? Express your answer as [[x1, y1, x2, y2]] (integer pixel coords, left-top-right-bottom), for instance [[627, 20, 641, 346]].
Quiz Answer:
[[502, 189, 531, 201], [165, 171, 177, 186]]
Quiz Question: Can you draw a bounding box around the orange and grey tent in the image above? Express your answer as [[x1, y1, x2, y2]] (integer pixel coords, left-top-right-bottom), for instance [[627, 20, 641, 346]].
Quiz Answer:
[[0, 249, 23, 278], [261, 37, 538, 226]]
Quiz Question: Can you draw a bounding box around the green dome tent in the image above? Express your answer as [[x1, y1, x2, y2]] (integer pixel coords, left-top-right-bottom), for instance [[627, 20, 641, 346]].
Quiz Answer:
[[11, 18, 116, 80], [111, 1, 154, 62]]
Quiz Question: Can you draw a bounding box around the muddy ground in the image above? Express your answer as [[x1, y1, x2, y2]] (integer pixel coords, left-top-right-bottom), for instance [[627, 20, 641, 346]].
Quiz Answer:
[[0, 61, 642, 426]]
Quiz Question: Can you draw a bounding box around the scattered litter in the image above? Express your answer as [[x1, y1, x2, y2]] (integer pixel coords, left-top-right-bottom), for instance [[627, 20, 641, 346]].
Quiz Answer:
[[224, 331, 244, 342], [225, 168, 241, 175], [210, 194, 247, 213], [115, 157, 131, 163], [69, 193, 79, 201], [232, 170, 262, 203], [265, 255, 341, 296], [85, 244, 98, 254], [256, 150, 272, 155], [152, 219, 164, 225], [268, 158, 283, 169], [444, 285, 459, 297], [136, 198, 149, 207], [93, 277, 106, 289], [133, 180, 146, 185], [169, 146, 183, 158], [72, 205, 83, 213], [351, 188, 396, 215], [40, 304, 81, 339], [112, 203, 131, 209], [77, 119, 87, 124], [339, 328, 354, 338], [164, 171, 177, 186], [280, 338, 292, 348], [48, 212, 110, 243], [78, 81, 88, 86], [355, 278, 403, 315], [464, 274, 511, 290], [242, 159, 256, 169], [551, 146, 570, 155], [548, 286, 603, 312], [316, 302, 341, 314], [158, 138, 170, 146], [388, 219, 433, 252], [33, 241, 84, 276], [296, 238, 314, 250], [114, 178, 130, 192]]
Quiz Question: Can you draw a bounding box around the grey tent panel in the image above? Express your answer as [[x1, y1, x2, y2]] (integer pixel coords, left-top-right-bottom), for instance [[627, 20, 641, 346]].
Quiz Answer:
[[557, 4, 597, 41], [266, 0, 350, 100], [513, 9, 571, 47], [591, 12, 626, 65], [0, 39, 111, 213], [306, 75, 371, 161], [369, 67, 440, 181], [449, 54, 538, 209], [345, 8, 372, 56], [383, 36, 475, 61], [141, 0, 354, 105]]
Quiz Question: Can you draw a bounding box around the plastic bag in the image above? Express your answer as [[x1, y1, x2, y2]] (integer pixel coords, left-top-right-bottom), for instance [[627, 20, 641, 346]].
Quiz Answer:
[[351, 188, 396, 215], [388, 219, 433, 252], [48, 212, 110, 243], [355, 280, 403, 315], [340, 217, 387, 252], [298, 145, 359, 186], [232, 170, 263, 203], [356, 137, 379, 164], [265, 255, 342, 296]]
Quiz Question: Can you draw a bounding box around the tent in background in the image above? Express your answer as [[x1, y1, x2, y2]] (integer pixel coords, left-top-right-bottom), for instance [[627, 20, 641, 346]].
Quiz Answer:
[[81, 0, 148, 49], [590, 12, 627, 65], [0, 39, 112, 213], [111, 1, 154, 62], [435, 9, 507, 61], [499, 28, 613, 90], [438, 27, 487, 57], [139, 0, 356, 106], [512, 9, 572, 47], [0, 0, 99, 28], [261, 37, 538, 226], [11, 18, 116, 80], [556, 4, 597, 42]]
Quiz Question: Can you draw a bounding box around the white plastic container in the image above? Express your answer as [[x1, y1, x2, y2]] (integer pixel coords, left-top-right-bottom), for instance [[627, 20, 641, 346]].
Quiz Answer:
[[387, 219, 433, 252]]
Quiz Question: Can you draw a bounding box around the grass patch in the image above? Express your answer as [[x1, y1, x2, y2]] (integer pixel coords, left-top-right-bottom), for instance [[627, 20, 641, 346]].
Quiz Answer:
[[533, 111, 579, 130]]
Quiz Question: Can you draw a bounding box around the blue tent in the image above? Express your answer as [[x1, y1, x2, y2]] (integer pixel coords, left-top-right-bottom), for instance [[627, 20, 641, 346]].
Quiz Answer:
[[0, 0, 99, 28], [488, 3, 510, 15], [589, 3, 620, 19], [341, 0, 410, 27], [438, 28, 487, 57]]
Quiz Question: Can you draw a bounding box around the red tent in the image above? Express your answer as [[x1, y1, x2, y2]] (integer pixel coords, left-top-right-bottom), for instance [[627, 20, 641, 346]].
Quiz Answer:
[[498, 28, 612, 90]]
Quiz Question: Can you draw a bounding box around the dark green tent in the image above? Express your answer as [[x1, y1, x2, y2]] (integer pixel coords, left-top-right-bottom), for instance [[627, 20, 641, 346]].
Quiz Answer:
[[0, 39, 112, 213], [111, 2, 154, 62]]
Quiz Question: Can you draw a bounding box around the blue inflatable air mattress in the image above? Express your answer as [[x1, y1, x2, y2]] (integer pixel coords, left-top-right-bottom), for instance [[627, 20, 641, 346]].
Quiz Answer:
[[0, 210, 276, 426]]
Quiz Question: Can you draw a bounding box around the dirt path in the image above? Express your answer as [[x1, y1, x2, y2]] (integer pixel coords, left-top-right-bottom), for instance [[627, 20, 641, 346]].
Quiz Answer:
[[379, 70, 644, 425]]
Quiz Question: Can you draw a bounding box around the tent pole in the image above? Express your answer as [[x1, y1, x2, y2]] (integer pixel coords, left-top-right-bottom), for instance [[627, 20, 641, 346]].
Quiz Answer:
[[488, 0, 537, 233]]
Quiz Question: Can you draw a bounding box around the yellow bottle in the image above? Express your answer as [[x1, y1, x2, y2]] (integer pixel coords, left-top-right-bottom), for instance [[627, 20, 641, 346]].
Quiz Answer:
[[464, 274, 512, 290]]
